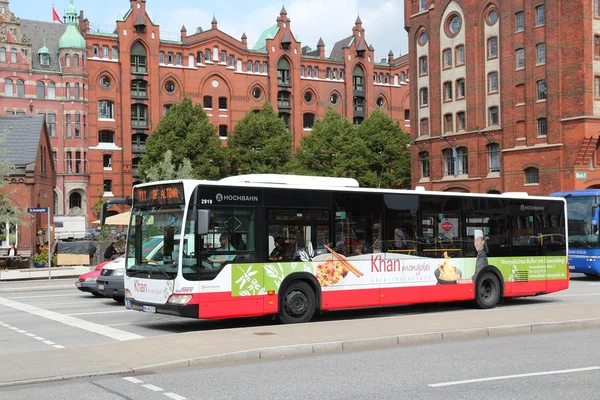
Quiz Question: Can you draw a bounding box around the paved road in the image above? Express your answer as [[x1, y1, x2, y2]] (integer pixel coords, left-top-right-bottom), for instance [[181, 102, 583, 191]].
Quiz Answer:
[[0, 274, 599, 356], [1, 325, 599, 399]]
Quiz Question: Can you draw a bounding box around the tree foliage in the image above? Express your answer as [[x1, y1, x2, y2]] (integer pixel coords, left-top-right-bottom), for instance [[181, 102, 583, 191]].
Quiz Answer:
[[226, 101, 292, 175], [139, 96, 227, 180], [143, 149, 194, 182], [0, 131, 23, 225]]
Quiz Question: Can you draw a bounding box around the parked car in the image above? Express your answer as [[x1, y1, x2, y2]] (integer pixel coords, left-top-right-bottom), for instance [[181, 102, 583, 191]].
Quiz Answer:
[[75, 260, 111, 297], [83, 228, 101, 240], [96, 256, 126, 302]]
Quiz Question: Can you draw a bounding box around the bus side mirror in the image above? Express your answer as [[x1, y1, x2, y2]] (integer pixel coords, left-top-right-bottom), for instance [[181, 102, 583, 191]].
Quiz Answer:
[[196, 210, 210, 235]]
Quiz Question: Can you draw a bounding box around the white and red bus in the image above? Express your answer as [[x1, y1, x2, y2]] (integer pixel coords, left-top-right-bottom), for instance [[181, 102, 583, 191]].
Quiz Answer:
[[124, 175, 569, 323]]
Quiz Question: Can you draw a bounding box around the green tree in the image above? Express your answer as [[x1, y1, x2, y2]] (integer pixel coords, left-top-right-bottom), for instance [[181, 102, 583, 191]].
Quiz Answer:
[[0, 131, 24, 226], [291, 108, 368, 178], [226, 101, 292, 175], [356, 108, 411, 188], [143, 149, 194, 182], [139, 96, 227, 180]]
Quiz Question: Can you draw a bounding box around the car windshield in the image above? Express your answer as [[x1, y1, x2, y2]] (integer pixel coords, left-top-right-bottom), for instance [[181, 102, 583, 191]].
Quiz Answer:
[[565, 196, 600, 249]]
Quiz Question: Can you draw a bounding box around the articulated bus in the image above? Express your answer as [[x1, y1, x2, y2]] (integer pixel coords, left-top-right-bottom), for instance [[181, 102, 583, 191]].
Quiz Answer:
[[550, 190, 600, 276], [124, 175, 569, 323]]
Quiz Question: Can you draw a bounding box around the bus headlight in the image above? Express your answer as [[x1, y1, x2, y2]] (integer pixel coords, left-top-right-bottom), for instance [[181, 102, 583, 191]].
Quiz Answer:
[[167, 294, 192, 305], [125, 289, 133, 299]]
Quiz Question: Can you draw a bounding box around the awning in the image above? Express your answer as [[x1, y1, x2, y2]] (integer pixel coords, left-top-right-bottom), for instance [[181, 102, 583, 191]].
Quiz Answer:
[[92, 211, 130, 226]]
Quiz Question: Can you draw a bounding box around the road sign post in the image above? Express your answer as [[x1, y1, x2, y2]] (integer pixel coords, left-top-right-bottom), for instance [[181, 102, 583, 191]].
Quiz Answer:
[[27, 207, 51, 280]]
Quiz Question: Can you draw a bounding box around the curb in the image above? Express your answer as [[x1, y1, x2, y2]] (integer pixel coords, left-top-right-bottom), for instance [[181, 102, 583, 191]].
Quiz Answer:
[[0, 284, 75, 294], [1, 317, 600, 388]]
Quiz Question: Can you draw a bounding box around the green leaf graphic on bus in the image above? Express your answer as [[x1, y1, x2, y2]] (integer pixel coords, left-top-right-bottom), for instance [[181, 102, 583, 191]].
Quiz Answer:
[[231, 262, 314, 296]]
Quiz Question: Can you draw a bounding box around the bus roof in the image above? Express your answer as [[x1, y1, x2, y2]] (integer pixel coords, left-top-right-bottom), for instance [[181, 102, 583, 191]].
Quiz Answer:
[[550, 190, 600, 197], [133, 175, 565, 203]]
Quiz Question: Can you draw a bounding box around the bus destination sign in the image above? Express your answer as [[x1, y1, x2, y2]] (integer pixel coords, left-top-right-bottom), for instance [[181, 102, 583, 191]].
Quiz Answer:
[[134, 183, 185, 207]]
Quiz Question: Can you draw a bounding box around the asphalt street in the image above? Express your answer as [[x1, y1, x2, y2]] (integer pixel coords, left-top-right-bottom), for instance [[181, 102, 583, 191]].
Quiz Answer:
[[0, 274, 598, 356], [1, 324, 598, 399]]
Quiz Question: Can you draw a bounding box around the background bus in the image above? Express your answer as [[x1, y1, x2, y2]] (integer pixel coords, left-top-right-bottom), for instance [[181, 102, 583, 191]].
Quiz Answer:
[[550, 190, 600, 276], [124, 175, 569, 324]]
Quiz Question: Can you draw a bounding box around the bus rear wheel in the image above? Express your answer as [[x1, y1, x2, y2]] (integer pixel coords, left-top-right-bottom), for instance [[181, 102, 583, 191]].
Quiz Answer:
[[475, 272, 501, 309], [278, 281, 316, 324]]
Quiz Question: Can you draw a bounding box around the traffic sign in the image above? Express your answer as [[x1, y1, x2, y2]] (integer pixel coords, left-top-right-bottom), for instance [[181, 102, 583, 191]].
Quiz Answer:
[[27, 207, 49, 213]]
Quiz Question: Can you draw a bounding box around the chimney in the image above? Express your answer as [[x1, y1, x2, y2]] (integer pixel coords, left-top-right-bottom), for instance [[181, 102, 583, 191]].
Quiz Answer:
[[211, 15, 218, 30], [388, 50, 394, 64], [241, 32, 247, 48], [180, 25, 187, 40], [317, 37, 325, 59]]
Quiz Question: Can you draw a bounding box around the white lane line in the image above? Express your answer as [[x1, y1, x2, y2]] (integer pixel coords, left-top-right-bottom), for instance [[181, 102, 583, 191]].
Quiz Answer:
[[0, 296, 143, 341], [163, 393, 187, 400], [43, 340, 55, 345], [429, 366, 600, 387], [16, 329, 26, 333], [9, 326, 18, 330], [0, 322, 65, 349], [142, 384, 164, 392], [551, 293, 600, 298], [53, 345, 65, 349], [123, 377, 143, 384], [67, 310, 132, 316], [25, 333, 36, 337], [33, 336, 44, 340], [0, 323, 9, 327]]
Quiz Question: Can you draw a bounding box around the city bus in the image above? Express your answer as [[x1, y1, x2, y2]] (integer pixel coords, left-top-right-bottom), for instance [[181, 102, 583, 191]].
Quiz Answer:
[[124, 175, 569, 324], [550, 189, 600, 276]]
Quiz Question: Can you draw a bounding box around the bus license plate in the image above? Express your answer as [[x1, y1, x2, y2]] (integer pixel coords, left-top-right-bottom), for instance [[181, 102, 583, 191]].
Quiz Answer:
[[142, 305, 156, 313]]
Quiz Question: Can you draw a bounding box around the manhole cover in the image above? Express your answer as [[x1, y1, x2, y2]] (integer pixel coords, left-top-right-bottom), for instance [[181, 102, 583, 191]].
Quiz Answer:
[[253, 331, 275, 336]]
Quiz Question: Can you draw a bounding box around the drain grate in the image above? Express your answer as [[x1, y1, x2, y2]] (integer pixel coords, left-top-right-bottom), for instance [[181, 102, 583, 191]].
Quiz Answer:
[[253, 331, 276, 336]]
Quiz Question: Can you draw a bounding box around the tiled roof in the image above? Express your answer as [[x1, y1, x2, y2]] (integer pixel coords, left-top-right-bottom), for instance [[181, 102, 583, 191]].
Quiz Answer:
[[252, 24, 280, 51], [20, 19, 66, 72], [329, 35, 353, 60], [0, 115, 45, 172]]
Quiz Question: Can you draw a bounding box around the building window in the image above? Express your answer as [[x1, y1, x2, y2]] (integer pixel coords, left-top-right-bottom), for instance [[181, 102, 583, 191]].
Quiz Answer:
[[536, 42, 546, 64], [595, 35, 600, 58], [353, 65, 365, 91], [164, 81, 176, 93], [443, 148, 455, 176], [489, 106, 499, 126], [130, 42, 147, 73], [353, 97, 365, 112], [487, 143, 500, 172], [196, 51, 203, 64], [167, 52, 173, 64], [75, 151, 82, 173], [537, 79, 547, 100], [515, 11, 524, 32], [131, 104, 148, 128], [10, 47, 17, 63], [420, 118, 429, 136], [456, 79, 465, 98], [73, 54, 79, 67], [537, 118, 548, 136], [131, 79, 148, 97], [16, 79, 24, 98], [65, 53, 71, 67], [516, 48, 525, 69], [47, 82, 55, 99], [0, 47, 5, 62], [596, 76, 600, 98], [163, 104, 172, 115], [277, 58, 291, 85], [218, 97, 228, 110], [36, 81, 45, 99], [228, 54, 235, 67], [66, 151, 72, 173], [405, 109, 410, 120], [456, 111, 466, 131], [48, 113, 56, 137], [103, 180, 113, 193], [535, 5, 546, 26], [66, 114, 72, 137], [112, 47, 119, 60], [102, 46, 109, 59], [74, 113, 81, 137], [203, 96, 212, 109], [444, 81, 453, 101], [40, 52, 50, 66], [419, 56, 428, 75], [255, 61, 260, 73], [305, 91, 314, 104], [263, 62, 268, 73], [303, 113, 315, 130], [487, 37, 498, 59], [277, 91, 290, 108], [525, 167, 539, 184], [65, 82, 71, 100], [247, 60, 253, 72], [93, 45, 99, 57], [444, 114, 453, 134], [4, 78, 12, 97], [74, 83, 80, 100], [456, 147, 468, 175], [219, 125, 228, 138], [419, 0, 426, 11], [176, 53, 182, 66], [442, 48, 452, 68], [99, 130, 114, 143], [420, 152, 430, 178], [488, 72, 499, 93], [103, 154, 112, 169], [279, 112, 290, 130], [455, 45, 465, 66], [205, 49, 211, 62], [419, 87, 428, 106], [98, 101, 114, 119]]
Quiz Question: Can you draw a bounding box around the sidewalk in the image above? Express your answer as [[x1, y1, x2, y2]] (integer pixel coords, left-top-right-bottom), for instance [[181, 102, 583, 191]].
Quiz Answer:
[[0, 266, 90, 283], [0, 302, 599, 387]]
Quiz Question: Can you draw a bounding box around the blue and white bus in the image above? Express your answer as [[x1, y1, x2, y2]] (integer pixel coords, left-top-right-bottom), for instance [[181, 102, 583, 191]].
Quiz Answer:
[[550, 190, 600, 276]]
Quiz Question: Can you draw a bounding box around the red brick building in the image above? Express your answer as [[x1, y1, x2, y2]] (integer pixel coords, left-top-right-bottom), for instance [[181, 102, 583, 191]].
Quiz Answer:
[[406, 0, 600, 194], [0, 0, 90, 230], [80, 1, 410, 218]]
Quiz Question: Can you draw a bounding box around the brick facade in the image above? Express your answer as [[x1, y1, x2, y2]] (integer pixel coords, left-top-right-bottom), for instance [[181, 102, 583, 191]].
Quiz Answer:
[[406, 0, 600, 195]]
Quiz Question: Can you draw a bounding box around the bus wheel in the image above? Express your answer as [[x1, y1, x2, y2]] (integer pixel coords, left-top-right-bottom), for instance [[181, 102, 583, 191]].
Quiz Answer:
[[278, 281, 316, 324], [475, 272, 501, 309]]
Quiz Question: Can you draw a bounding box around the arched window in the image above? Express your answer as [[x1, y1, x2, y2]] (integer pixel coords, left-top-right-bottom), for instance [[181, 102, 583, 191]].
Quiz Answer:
[[443, 148, 455, 176], [130, 42, 147, 73], [487, 143, 500, 172], [65, 82, 71, 100], [456, 146, 468, 175], [277, 57, 291, 85], [0, 47, 6, 62], [352, 65, 365, 91], [228, 54, 235, 67], [65, 53, 70, 67], [419, 152, 430, 178], [4, 78, 13, 96], [69, 192, 82, 209], [525, 167, 539, 184], [247, 60, 252, 72], [36, 81, 45, 99], [16, 79, 24, 97], [48, 82, 56, 99], [303, 113, 315, 129], [10, 47, 17, 63], [73, 54, 79, 67], [255, 61, 260, 73], [74, 83, 80, 100]]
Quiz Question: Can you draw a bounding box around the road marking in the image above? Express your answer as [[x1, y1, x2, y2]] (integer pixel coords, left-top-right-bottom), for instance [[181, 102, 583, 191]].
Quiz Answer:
[[34, 336, 44, 340], [429, 366, 600, 387], [0, 321, 65, 349], [142, 384, 164, 392], [123, 377, 143, 384], [43, 340, 55, 345], [53, 345, 65, 349], [67, 310, 132, 316], [552, 293, 600, 298], [163, 393, 187, 400], [25, 333, 36, 337], [9, 326, 18, 330], [16, 329, 26, 333], [0, 296, 143, 341]]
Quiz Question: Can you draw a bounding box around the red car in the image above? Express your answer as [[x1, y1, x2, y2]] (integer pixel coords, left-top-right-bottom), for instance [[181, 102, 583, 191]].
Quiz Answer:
[[76, 260, 111, 297]]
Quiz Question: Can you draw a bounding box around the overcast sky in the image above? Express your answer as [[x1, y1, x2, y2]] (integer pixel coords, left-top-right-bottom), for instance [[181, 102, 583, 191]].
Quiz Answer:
[[12, 0, 408, 61]]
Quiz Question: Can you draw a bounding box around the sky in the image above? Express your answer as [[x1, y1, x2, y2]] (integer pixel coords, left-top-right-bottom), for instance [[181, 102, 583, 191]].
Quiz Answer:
[[10, 0, 409, 61]]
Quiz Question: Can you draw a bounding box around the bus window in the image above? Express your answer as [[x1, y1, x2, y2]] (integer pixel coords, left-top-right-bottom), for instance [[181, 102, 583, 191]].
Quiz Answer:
[[267, 209, 330, 261], [419, 196, 463, 258], [332, 192, 382, 256], [464, 198, 510, 258], [383, 194, 418, 255]]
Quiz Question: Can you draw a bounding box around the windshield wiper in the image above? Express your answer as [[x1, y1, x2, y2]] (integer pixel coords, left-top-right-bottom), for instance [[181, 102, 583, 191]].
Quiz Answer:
[[128, 264, 172, 279]]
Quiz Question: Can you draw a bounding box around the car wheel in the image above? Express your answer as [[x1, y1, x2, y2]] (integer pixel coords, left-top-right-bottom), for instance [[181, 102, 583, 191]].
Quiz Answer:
[[277, 281, 316, 324], [475, 272, 501, 309]]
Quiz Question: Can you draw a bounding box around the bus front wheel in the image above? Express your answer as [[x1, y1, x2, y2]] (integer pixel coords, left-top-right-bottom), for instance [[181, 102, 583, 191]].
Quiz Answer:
[[475, 272, 501, 309], [278, 281, 316, 324]]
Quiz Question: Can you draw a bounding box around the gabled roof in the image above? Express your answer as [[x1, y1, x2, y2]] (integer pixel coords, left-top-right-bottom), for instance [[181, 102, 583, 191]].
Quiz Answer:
[[252, 24, 280, 51], [329, 35, 353, 60], [20, 19, 66, 71], [0, 115, 46, 172]]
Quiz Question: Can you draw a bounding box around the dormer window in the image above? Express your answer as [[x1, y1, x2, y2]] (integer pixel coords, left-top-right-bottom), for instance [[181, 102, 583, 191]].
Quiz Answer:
[[40, 53, 50, 66]]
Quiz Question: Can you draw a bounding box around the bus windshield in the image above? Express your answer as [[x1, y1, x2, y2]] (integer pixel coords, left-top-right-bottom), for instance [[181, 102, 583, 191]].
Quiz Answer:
[[126, 205, 185, 279], [565, 195, 600, 249]]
